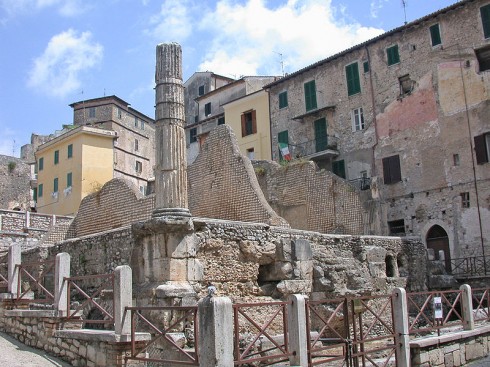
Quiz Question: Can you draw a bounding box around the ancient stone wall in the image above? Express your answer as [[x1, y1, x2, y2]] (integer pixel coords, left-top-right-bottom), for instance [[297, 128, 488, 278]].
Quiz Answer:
[[254, 160, 365, 234], [0, 155, 31, 211]]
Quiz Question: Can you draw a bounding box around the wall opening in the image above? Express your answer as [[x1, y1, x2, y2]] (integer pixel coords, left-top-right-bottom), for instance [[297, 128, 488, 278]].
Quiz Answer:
[[385, 255, 397, 277], [426, 225, 451, 273]]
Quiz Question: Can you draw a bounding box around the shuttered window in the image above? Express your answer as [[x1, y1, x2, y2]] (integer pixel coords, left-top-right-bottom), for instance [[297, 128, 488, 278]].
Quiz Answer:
[[304, 80, 317, 111], [67, 172, 72, 188], [474, 133, 490, 164], [481, 4, 490, 39], [205, 102, 211, 116], [332, 160, 346, 179], [279, 91, 288, 109], [241, 110, 257, 136], [382, 155, 402, 184], [387, 45, 400, 66], [67, 144, 73, 158], [54, 150, 59, 165], [53, 178, 59, 193], [346, 62, 361, 96], [429, 24, 442, 46]]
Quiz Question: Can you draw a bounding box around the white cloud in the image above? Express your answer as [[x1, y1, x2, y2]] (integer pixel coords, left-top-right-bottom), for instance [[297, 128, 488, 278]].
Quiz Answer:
[[27, 29, 103, 98], [145, 0, 193, 42], [0, 0, 87, 19], [196, 0, 384, 77], [370, 0, 389, 19]]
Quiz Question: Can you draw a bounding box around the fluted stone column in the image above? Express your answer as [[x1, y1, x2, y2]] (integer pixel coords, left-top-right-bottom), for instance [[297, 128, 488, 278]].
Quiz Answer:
[[153, 43, 191, 218]]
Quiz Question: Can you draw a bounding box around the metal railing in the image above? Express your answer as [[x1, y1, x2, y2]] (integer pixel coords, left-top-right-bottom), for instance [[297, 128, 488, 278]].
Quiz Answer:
[[15, 260, 55, 304], [449, 256, 489, 277], [64, 273, 114, 327], [125, 306, 199, 366], [287, 136, 339, 159], [233, 300, 292, 366], [348, 177, 371, 191], [472, 288, 490, 323], [406, 289, 463, 337]]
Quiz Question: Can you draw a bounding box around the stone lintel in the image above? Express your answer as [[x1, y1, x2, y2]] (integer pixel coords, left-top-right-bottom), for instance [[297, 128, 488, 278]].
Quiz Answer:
[[132, 216, 194, 237]]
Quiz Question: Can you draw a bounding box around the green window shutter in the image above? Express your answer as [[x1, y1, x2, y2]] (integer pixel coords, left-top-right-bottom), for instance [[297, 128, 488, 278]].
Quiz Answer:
[[54, 178, 58, 193], [38, 184, 43, 197], [67, 172, 72, 187], [278, 130, 288, 144], [314, 118, 327, 152], [387, 45, 400, 66], [38, 157, 44, 171], [279, 91, 288, 109], [332, 160, 346, 179], [67, 144, 73, 158], [363, 61, 369, 73], [54, 150, 59, 164], [304, 80, 317, 111], [481, 5, 490, 39], [429, 24, 441, 46], [33, 187, 37, 202], [346, 62, 361, 96]]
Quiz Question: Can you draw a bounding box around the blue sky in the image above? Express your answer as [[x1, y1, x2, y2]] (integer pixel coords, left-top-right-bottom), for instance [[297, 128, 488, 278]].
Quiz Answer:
[[0, 0, 459, 157]]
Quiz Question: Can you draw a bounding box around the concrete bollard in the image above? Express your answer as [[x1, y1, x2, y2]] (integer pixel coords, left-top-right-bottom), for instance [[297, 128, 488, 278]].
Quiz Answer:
[[198, 296, 233, 366], [460, 284, 474, 331], [54, 253, 70, 317], [392, 288, 410, 367], [288, 294, 308, 366], [8, 243, 21, 298], [114, 265, 132, 336]]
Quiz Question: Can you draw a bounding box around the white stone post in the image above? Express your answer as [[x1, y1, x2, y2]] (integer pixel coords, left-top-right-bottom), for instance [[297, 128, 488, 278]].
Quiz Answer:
[[8, 243, 21, 298], [460, 284, 474, 331], [288, 294, 308, 366], [392, 288, 410, 367], [198, 296, 233, 366], [54, 252, 70, 316], [114, 265, 132, 336]]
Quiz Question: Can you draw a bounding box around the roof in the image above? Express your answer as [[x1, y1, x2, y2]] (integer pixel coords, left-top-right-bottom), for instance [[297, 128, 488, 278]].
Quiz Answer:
[[69, 95, 130, 108], [183, 71, 235, 85], [265, 0, 470, 88]]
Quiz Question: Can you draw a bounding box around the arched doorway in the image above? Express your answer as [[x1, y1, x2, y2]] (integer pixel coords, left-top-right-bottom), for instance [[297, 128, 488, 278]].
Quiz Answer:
[[426, 225, 451, 272]]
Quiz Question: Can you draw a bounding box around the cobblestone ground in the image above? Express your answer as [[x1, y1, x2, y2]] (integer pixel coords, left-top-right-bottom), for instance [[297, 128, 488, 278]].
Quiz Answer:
[[0, 331, 72, 366], [467, 355, 490, 366]]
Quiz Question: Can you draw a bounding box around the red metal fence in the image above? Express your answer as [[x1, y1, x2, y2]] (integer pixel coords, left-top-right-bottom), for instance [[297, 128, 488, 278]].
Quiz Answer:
[[125, 306, 199, 366], [15, 260, 55, 304], [233, 300, 292, 365], [472, 288, 490, 323]]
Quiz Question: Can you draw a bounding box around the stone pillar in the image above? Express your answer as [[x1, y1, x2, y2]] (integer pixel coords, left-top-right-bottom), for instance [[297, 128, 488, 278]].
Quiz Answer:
[[153, 42, 191, 219], [287, 294, 308, 366], [460, 284, 474, 331], [198, 296, 233, 366], [392, 288, 410, 367], [54, 252, 70, 316], [8, 243, 21, 297], [114, 265, 132, 336]]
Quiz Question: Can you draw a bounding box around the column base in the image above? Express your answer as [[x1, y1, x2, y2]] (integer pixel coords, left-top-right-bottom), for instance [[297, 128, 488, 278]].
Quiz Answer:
[[152, 208, 192, 218]]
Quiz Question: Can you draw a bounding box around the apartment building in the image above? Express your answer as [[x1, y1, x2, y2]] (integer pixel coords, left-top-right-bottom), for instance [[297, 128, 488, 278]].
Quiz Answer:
[[266, 0, 490, 266]]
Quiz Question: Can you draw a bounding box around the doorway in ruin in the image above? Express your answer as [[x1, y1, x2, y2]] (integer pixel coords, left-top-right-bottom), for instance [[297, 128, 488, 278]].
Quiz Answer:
[[426, 225, 451, 272]]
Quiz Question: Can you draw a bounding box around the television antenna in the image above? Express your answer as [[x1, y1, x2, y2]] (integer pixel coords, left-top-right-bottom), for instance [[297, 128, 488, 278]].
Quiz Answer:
[[401, 0, 407, 25], [274, 51, 285, 76]]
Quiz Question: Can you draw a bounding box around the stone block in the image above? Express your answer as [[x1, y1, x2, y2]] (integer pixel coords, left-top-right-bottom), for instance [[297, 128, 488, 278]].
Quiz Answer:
[[429, 348, 444, 366], [156, 282, 197, 299], [466, 342, 484, 361], [292, 239, 312, 261], [453, 350, 461, 366], [187, 258, 204, 281], [259, 262, 292, 281], [276, 239, 292, 262], [444, 352, 454, 367], [87, 344, 96, 362], [276, 280, 311, 296]]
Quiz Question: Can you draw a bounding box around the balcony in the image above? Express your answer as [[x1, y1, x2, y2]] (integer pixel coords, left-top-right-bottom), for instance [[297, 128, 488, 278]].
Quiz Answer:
[[348, 177, 371, 191], [287, 136, 339, 160]]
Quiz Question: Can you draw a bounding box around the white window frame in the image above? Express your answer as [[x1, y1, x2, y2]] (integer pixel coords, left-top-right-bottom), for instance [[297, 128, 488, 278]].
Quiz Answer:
[[351, 107, 365, 131]]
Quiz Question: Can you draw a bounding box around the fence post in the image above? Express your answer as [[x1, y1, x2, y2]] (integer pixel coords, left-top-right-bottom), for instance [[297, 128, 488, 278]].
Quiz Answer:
[[288, 294, 308, 366], [460, 284, 474, 331], [393, 288, 410, 367], [8, 243, 21, 298], [114, 265, 132, 336], [54, 252, 70, 317], [198, 296, 233, 366]]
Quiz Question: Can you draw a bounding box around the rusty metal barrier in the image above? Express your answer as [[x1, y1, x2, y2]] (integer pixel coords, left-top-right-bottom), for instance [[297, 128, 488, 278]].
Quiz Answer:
[[125, 306, 198, 366], [64, 273, 114, 327], [406, 289, 463, 336], [306, 295, 396, 367], [15, 260, 55, 304], [233, 300, 292, 366], [472, 287, 490, 323]]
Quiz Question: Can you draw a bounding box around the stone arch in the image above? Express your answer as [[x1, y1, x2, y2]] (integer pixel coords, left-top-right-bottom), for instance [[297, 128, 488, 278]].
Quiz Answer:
[[426, 224, 451, 272]]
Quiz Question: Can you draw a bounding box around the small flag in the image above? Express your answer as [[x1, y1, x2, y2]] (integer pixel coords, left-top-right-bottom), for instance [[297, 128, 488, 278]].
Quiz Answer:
[[279, 142, 291, 161]]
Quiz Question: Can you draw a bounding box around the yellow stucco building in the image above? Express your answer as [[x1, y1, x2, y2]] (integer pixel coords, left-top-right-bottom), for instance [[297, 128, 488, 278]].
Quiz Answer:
[[35, 126, 117, 215], [222, 89, 272, 160]]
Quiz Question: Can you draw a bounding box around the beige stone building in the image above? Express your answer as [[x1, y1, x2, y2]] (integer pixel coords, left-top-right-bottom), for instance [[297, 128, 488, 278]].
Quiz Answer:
[[266, 0, 490, 266]]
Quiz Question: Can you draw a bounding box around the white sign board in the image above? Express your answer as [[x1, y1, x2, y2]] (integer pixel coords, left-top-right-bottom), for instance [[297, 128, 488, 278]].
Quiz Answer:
[[434, 297, 443, 319]]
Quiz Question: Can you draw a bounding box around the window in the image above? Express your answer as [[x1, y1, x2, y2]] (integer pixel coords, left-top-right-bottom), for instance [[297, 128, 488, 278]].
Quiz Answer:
[[399, 74, 414, 95], [332, 160, 346, 179], [135, 139, 139, 151], [66, 172, 72, 187], [135, 161, 142, 174], [38, 157, 44, 171], [141, 121, 144, 130], [314, 118, 328, 152], [461, 192, 470, 208], [134, 117, 138, 128], [481, 4, 490, 39], [53, 178, 58, 193], [246, 148, 255, 160], [54, 150, 59, 165], [198, 85, 205, 96], [194, 115, 198, 123], [278, 130, 289, 161], [279, 91, 288, 109], [351, 107, 365, 131], [118, 107, 122, 119], [88, 107, 96, 118], [429, 24, 442, 46], [241, 110, 257, 137], [474, 132, 490, 164], [388, 219, 406, 236], [67, 144, 73, 158], [304, 80, 317, 111], [453, 154, 460, 166], [205, 102, 211, 116], [387, 45, 400, 66], [190, 128, 197, 143], [363, 61, 369, 73], [476, 45, 490, 72], [382, 155, 402, 184], [218, 116, 225, 125], [346, 62, 361, 96], [38, 184, 43, 197]]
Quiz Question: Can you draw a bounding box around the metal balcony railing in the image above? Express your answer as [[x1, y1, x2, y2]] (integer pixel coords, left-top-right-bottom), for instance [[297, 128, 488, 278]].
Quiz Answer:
[[348, 177, 371, 191], [287, 136, 339, 159]]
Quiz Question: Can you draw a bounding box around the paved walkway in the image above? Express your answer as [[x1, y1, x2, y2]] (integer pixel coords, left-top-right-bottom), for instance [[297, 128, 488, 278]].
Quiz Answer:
[[0, 331, 71, 366], [467, 355, 490, 366]]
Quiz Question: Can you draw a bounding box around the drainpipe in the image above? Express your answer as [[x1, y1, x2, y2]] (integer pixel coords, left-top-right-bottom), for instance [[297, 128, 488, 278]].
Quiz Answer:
[[365, 45, 379, 175]]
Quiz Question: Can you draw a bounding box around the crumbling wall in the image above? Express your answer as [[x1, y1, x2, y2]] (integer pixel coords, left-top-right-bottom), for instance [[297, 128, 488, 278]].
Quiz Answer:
[[0, 155, 31, 211], [255, 160, 365, 234]]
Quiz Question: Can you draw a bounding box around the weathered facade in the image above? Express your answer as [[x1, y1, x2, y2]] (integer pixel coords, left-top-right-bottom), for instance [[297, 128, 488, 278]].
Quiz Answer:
[[0, 155, 31, 211], [267, 0, 490, 264]]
